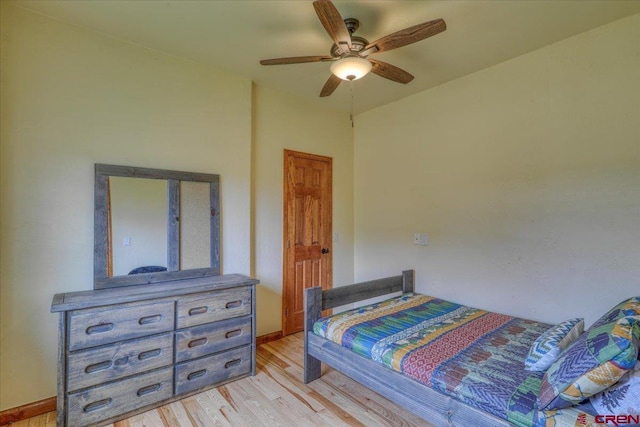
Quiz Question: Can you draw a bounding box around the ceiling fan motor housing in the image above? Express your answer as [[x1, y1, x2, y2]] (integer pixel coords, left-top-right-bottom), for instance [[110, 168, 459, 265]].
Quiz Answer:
[[330, 35, 369, 58]]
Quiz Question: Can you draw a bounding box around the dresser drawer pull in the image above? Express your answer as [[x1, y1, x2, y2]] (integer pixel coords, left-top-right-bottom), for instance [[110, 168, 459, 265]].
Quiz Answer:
[[137, 383, 162, 397], [225, 329, 243, 339], [188, 306, 208, 316], [225, 359, 242, 369], [187, 369, 207, 381], [86, 323, 115, 335], [83, 398, 112, 413], [138, 314, 163, 325], [114, 356, 129, 366], [138, 348, 162, 360], [85, 360, 113, 374], [225, 300, 242, 309], [188, 337, 208, 348]]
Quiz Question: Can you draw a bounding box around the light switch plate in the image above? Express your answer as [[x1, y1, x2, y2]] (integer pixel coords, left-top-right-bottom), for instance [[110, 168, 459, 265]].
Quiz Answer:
[[413, 233, 428, 246]]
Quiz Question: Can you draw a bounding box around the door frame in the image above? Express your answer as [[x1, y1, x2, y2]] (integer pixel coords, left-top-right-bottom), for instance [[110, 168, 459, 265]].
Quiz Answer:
[[282, 149, 333, 336]]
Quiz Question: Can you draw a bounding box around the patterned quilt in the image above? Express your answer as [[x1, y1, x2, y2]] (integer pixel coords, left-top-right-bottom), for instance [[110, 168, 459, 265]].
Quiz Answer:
[[313, 293, 604, 427]]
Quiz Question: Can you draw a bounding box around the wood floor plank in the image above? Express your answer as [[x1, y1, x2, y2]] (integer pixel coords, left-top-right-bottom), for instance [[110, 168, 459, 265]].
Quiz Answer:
[[322, 370, 427, 427], [227, 377, 298, 427], [159, 402, 193, 427], [255, 353, 325, 412], [180, 395, 225, 427], [202, 388, 252, 426], [19, 333, 434, 427], [306, 378, 374, 426]]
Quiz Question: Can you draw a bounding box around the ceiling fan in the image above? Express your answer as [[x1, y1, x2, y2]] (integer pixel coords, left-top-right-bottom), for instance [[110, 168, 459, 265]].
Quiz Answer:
[[260, 0, 446, 97]]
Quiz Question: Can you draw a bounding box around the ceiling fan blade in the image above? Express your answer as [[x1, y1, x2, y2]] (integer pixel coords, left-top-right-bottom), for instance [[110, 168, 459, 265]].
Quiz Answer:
[[313, 0, 352, 54], [364, 19, 446, 54], [260, 56, 333, 65], [369, 59, 414, 84], [320, 74, 342, 97]]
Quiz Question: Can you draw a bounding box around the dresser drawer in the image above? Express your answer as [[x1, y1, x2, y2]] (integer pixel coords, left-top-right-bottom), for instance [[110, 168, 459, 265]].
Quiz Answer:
[[175, 315, 251, 363], [175, 345, 251, 395], [176, 287, 251, 328], [67, 367, 173, 427], [68, 301, 174, 351], [67, 333, 173, 392]]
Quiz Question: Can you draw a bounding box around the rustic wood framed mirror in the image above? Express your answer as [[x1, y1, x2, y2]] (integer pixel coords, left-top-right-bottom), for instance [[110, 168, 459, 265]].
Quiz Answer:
[[94, 164, 220, 289]]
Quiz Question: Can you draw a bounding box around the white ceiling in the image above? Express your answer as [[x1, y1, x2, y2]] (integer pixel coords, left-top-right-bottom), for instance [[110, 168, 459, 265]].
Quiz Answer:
[[11, 0, 640, 114]]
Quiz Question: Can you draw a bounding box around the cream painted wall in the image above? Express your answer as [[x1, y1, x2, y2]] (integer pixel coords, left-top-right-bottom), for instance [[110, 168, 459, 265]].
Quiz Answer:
[[0, 4, 252, 409], [252, 85, 354, 336], [354, 14, 639, 327]]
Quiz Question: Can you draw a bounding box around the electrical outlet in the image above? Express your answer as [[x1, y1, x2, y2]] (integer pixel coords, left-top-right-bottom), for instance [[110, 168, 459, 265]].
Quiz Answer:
[[413, 233, 421, 244]]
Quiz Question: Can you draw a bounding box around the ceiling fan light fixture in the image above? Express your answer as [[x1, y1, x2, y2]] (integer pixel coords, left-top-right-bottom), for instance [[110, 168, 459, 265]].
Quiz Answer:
[[330, 56, 372, 81]]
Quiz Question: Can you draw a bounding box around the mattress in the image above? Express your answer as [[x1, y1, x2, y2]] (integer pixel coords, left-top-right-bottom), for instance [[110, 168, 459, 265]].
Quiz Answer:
[[313, 293, 601, 427]]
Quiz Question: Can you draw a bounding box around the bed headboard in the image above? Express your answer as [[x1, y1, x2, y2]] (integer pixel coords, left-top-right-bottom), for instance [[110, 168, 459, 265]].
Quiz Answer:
[[315, 270, 414, 311], [305, 269, 414, 323], [303, 269, 414, 383]]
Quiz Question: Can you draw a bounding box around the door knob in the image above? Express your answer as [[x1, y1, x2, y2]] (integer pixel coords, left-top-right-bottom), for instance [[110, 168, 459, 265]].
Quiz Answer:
[[321, 248, 330, 254]]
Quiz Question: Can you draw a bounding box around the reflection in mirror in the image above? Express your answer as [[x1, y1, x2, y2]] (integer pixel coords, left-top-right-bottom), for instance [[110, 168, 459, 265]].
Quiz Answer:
[[180, 181, 210, 270], [109, 177, 168, 276], [94, 164, 220, 289]]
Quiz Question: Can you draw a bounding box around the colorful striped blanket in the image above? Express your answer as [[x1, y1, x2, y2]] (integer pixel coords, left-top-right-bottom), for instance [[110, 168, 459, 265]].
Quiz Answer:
[[313, 293, 603, 427]]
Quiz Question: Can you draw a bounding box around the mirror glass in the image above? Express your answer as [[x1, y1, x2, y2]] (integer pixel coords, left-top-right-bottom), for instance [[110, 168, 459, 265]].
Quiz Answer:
[[179, 181, 211, 270], [94, 164, 220, 289], [109, 177, 168, 276]]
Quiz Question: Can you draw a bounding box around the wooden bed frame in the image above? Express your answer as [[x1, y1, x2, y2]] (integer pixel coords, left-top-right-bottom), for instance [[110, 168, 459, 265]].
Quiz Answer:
[[303, 270, 512, 427]]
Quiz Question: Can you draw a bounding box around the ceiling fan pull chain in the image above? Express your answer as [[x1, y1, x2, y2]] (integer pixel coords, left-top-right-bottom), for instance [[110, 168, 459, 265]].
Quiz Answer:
[[350, 79, 354, 128]]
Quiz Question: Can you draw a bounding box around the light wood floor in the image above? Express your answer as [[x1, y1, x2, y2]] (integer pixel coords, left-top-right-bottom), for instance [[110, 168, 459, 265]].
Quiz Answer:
[[13, 333, 433, 427]]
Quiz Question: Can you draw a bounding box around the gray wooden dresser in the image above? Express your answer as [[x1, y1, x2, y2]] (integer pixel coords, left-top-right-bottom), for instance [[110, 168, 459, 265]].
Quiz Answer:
[[51, 274, 258, 427]]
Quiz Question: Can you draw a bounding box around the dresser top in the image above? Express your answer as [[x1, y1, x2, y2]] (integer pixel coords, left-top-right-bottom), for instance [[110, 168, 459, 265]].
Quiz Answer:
[[51, 274, 259, 312]]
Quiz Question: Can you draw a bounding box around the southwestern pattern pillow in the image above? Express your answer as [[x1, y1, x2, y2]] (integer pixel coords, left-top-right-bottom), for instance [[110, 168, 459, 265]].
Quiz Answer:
[[538, 297, 640, 410], [525, 318, 584, 372]]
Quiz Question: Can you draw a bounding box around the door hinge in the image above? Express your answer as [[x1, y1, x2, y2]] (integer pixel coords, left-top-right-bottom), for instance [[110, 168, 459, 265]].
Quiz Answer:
[[285, 307, 289, 317], [287, 240, 290, 249]]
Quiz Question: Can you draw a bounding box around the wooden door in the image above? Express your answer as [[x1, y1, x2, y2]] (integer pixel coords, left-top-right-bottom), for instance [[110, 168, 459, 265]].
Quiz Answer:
[[283, 150, 332, 336]]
